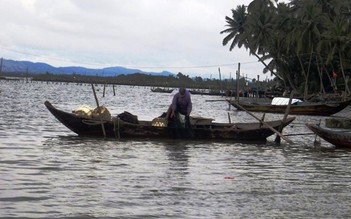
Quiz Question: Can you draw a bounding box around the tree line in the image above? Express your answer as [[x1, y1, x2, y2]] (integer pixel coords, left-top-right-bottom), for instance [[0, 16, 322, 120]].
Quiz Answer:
[[221, 0, 351, 99], [30, 71, 275, 93]]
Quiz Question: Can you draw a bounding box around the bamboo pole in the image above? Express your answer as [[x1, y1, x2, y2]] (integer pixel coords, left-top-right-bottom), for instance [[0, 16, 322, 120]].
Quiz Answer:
[[275, 91, 294, 144], [91, 83, 106, 138], [233, 103, 294, 144], [103, 83, 106, 97]]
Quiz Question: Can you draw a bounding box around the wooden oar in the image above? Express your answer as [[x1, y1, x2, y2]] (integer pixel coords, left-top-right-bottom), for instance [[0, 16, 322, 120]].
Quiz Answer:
[[233, 102, 294, 144], [91, 83, 106, 138]]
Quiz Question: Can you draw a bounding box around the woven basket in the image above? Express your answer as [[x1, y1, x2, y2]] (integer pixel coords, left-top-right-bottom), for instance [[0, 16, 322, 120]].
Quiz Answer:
[[152, 117, 168, 127]]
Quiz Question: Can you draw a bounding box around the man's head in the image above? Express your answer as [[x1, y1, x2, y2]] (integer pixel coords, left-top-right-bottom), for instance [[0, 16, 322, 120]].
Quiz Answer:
[[179, 87, 186, 96]]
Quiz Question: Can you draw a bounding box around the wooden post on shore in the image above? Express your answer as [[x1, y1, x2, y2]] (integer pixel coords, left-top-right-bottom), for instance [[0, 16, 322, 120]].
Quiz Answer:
[[218, 67, 222, 93], [113, 84, 116, 96], [236, 63, 240, 101]]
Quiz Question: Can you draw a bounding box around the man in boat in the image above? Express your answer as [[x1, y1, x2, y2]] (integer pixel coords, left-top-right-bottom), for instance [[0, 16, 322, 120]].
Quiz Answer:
[[166, 87, 192, 127]]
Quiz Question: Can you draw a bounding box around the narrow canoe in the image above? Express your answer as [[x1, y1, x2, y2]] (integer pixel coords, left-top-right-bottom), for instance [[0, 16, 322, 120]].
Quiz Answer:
[[227, 99, 351, 116], [45, 101, 295, 143], [306, 123, 351, 148]]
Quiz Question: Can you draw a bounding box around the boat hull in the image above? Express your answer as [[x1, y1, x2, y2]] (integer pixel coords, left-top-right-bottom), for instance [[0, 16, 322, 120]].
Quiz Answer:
[[45, 101, 295, 142], [227, 99, 351, 116], [306, 123, 351, 148]]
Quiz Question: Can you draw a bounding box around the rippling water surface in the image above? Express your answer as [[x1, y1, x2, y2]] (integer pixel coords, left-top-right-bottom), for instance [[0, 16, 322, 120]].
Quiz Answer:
[[1, 80, 351, 218]]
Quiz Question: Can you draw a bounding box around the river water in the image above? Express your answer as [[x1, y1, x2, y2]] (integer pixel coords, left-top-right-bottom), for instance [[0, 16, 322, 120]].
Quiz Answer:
[[1, 79, 351, 218]]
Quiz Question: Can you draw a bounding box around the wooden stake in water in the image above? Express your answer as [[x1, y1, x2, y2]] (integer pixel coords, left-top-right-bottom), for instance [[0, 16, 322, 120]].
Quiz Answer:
[[91, 83, 106, 138], [275, 91, 294, 144], [103, 83, 106, 97]]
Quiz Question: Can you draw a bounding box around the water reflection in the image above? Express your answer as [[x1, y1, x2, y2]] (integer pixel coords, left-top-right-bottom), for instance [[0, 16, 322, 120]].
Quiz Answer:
[[164, 141, 190, 173]]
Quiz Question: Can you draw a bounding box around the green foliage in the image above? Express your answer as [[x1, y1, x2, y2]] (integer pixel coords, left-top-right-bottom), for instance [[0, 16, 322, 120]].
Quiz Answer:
[[221, 0, 351, 98]]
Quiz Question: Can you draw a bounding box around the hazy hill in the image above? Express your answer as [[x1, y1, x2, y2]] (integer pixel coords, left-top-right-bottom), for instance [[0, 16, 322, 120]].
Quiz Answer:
[[0, 58, 173, 76]]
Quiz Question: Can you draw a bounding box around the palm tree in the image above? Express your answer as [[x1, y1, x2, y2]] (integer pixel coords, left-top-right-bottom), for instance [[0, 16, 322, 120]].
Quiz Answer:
[[221, 3, 282, 78], [221, 0, 351, 98], [220, 5, 248, 51], [292, 0, 324, 99], [260, 2, 300, 93], [247, 0, 303, 93], [320, 3, 351, 97]]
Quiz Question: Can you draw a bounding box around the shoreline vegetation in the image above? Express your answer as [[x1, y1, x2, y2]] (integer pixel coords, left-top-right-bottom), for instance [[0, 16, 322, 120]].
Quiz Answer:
[[0, 72, 343, 101], [0, 71, 279, 97]]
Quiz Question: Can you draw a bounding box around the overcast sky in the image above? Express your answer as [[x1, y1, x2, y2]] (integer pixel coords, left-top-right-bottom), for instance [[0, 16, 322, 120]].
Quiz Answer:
[[0, 0, 283, 80]]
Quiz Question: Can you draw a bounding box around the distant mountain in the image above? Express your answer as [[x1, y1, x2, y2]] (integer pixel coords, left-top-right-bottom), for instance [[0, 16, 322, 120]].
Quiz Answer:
[[0, 58, 173, 76]]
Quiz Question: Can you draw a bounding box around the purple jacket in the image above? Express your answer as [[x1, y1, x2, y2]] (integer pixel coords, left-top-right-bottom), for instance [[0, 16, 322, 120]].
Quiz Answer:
[[171, 90, 192, 115]]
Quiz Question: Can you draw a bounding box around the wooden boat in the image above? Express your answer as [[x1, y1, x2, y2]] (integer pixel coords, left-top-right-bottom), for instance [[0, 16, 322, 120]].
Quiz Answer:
[[306, 123, 351, 148], [44, 101, 295, 142], [189, 89, 227, 96], [150, 87, 174, 93], [227, 98, 351, 116]]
